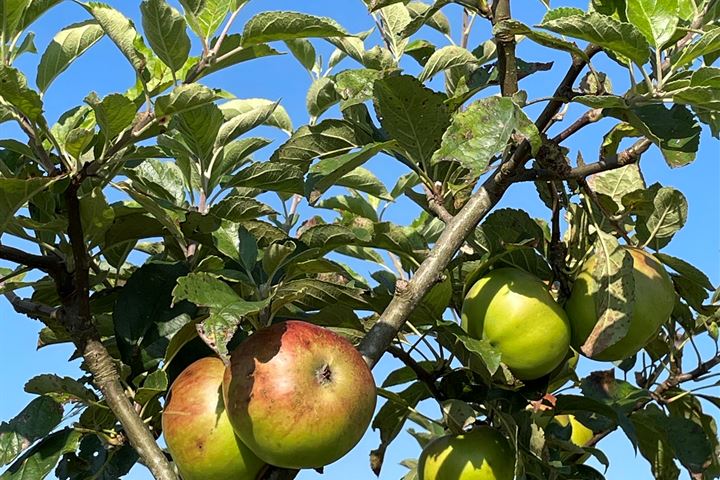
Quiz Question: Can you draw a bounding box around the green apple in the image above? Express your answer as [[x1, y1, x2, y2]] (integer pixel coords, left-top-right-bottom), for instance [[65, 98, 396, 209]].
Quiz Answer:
[[223, 320, 376, 469], [162, 357, 264, 480], [418, 427, 514, 480], [565, 247, 675, 361], [462, 268, 571, 380]]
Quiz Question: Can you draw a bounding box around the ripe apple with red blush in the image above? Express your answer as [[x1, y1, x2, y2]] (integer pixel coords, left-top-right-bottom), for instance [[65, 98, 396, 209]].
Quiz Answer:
[[223, 320, 377, 469]]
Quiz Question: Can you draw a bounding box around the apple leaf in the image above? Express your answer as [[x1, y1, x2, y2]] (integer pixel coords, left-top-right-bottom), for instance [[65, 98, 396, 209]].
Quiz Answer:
[[581, 232, 635, 358], [36, 20, 104, 92], [172, 272, 271, 354], [433, 97, 540, 176], [305, 142, 393, 204], [0, 396, 63, 467], [540, 11, 650, 65], [24, 375, 97, 405], [241, 11, 349, 46], [1, 429, 81, 480], [112, 262, 196, 372], [373, 75, 451, 166]]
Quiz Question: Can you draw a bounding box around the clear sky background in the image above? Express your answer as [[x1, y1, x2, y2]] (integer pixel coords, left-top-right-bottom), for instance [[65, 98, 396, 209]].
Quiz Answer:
[[1, 1, 719, 479]]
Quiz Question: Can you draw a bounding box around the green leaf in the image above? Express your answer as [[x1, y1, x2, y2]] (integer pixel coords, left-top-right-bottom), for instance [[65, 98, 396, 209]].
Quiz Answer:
[[79, 187, 114, 247], [140, 0, 190, 72], [55, 434, 138, 479], [225, 161, 304, 194], [188, 36, 281, 80], [0, 0, 31, 40], [172, 272, 270, 353], [371, 383, 431, 475], [173, 103, 223, 162], [494, 19, 588, 60], [635, 186, 688, 247], [220, 98, 292, 136], [306, 77, 340, 120], [271, 119, 373, 170], [334, 68, 382, 108], [210, 195, 274, 222], [24, 375, 96, 404], [155, 83, 221, 118], [84, 92, 137, 140], [305, 142, 392, 204], [188, 0, 231, 40], [208, 137, 271, 190], [80, 2, 146, 72], [284, 38, 316, 72], [581, 232, 635, 357], [617, 104, 701, 167], [113, 262, 196, 372], [435, 320, 502, 379], [404, 39, 435, 66], [1, 429, 81, 480], [673, 26, 720, 69], [241, 11, 349, 46], [632, 406, 682, 480], [432, 96, 540, 175], [0, 396, 63, 467], [373, 75, 450, 166], [317, 194, 378, 221], [128, 158, 186, 205], [407, 1, 451, 36], [626, 0, 679, 48], [134, 370, 168, 405], [212, 221, 258, 271], [0, 67, 43, 122], [656, 253, 713, 291], [587, 164, 645, 208], [36, 20, 104, 92], [377, 3, 411, 56], [418, 45, 477, 83], [0, 177, 58, 235], [540, 12, 650, 65], [335, 166, 391, 200]]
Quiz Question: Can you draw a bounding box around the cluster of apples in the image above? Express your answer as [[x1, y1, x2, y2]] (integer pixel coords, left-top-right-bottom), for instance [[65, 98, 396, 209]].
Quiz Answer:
[[417, 246, 674, 480], [162, 321, 376, 479], [162, 246, 674, 480]]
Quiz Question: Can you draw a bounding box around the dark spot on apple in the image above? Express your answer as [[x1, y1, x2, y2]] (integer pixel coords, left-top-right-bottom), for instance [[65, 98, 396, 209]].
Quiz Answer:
[[316, 364, 333, 386], [196, 440, 204, 451]]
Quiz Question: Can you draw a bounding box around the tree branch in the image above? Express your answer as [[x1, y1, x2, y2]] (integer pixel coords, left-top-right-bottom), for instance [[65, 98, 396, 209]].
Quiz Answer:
[[357, 44, 600, 368], [551, 108, 603, 144], [492, 0, 518, 96], [0, 244, 65, 277], [387, 345, 445, 401], [514, 138, 653, 182], [4, 291, 58, 320], [59, 180, 178, 480]]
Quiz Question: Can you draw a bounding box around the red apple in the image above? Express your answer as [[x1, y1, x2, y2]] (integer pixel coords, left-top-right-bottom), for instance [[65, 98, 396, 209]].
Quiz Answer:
[[162, 357, 265, 480], [223, 320, 377, 469]]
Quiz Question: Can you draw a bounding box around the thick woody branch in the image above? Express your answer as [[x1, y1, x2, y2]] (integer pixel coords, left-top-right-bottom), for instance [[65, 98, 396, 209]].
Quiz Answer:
[[60, 180, 178, 480], [4, 292, 58, 320], [358, 44, 600, 368], [0, 244, 65, 277]]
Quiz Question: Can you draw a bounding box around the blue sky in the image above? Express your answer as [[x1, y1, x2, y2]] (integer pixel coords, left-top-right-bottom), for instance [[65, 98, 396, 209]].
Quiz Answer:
[[1, 0, 719, 479]]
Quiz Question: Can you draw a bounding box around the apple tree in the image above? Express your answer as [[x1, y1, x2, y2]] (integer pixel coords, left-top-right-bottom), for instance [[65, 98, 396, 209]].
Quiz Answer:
[[0, 0, 719, 479]]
